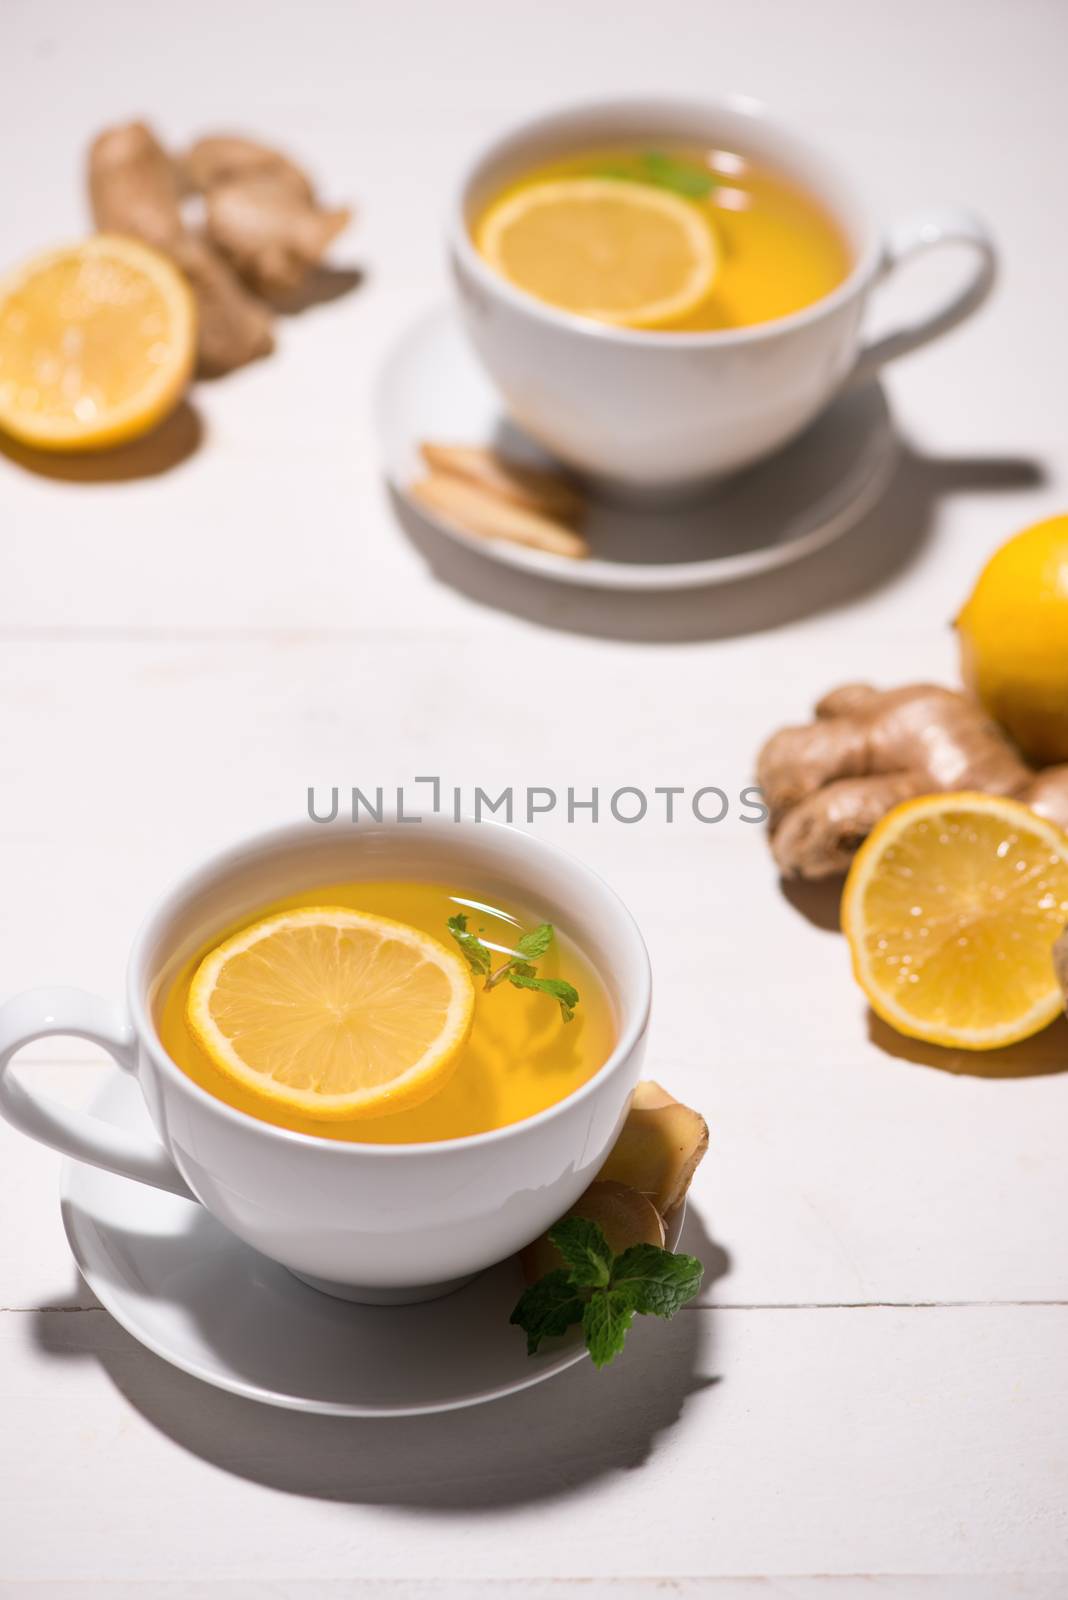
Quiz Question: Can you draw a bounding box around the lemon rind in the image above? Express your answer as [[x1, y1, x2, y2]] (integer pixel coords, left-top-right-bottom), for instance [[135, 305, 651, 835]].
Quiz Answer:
[[842, 791, 1068, 1051], [0, 234, 196, 453]]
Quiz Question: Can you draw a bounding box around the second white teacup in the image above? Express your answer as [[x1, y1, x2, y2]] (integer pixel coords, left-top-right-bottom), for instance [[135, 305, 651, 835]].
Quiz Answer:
[[450, 96, 996, 500]]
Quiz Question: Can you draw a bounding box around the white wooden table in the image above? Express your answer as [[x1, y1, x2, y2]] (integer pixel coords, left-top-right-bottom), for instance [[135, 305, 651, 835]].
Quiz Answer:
[[3, 0, 1067, 1592]]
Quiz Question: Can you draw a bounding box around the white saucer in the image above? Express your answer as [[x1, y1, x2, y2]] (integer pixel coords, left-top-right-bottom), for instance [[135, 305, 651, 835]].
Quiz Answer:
[[61, 1069, 683, 1417], [376, 306, 898, 592]]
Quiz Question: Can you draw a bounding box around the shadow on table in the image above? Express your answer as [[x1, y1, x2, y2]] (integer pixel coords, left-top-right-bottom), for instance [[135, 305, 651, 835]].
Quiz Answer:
[[0, 400, 203, 482], [31, 1206, 727, 1513], [869, 1010, 1068, 1080], [778, 879, 1068, 1079], [392, 445, 1044, 644], [263, 263, 365, 317], [780, 876, 845, 934]]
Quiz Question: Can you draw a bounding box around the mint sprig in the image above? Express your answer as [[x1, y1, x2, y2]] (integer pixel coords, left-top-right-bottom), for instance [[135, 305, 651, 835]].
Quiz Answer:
[[510, 1217, 703, 1369], [446, 913, 580, 1022], [595, 149, 719, 200], [446, 913, 493, 976]]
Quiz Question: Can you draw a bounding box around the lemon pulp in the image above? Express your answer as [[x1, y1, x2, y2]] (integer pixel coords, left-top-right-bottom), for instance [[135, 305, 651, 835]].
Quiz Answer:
[[843, 793, 1068, 1049]]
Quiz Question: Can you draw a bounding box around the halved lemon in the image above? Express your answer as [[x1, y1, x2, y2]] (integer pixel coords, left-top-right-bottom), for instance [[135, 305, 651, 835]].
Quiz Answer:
[[477, 178, 718, 329], [842, 793, 1068, 1050], [187, 908, 475, 1120], [0, 234, 195, 451]]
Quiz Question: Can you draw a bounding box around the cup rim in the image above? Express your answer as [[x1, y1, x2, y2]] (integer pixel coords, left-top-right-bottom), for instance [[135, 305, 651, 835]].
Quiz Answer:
[[127, 817, 652, 1159], [449, 92, 884, 350]]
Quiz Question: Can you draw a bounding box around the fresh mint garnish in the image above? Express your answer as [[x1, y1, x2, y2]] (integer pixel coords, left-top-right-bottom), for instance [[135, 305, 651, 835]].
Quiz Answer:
[[547, 1215, 614, 1287], [446, 913, 580, 1022], [510, 1216, 704, 1368], [595, 149, 718, 200], [640, 150, 717, 198], [516, 923, 554, 959], [445, 912, 493, 976], [612, 1241, 705, 1316], [509, 1269, 587, 1352], [507, 969, 580, 1023]]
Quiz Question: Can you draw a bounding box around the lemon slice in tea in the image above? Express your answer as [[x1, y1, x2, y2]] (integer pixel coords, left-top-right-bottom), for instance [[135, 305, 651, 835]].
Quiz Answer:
[[477, 178, 719, 329], [187, 908, 475, 1120]]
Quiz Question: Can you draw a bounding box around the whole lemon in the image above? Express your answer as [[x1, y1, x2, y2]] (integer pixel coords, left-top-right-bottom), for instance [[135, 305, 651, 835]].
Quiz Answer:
[[956, 515, 1068, 765]]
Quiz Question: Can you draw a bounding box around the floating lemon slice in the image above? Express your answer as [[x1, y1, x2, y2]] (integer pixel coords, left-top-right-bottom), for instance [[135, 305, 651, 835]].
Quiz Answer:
[[478, 178, 719, 329], [842, 793, 1068, 1050], [187, 908, 475, 1120], [0, 234, 195, 452]]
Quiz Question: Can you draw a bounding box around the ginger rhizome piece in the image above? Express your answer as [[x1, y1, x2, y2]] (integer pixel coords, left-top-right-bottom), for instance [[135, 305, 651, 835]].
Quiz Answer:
[[182, 136, 316, 198], [757, 682, 1068, 880], [88, 121, 351, 374], [186, 136, 351, 299], [597, 1080, 709, 1218], [89, 122, 274, 375], [520, 1180, 665, 1284], [519, 1081, 708, 1283]]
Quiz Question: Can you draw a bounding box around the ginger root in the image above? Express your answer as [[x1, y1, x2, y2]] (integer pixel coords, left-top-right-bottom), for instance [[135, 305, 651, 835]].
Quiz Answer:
[[182, 135, 315, 199], [758, 682, 1068, 880], [519, 1081, 709, 1283], [596, 1080, 709, 1219], [88, 121, 350, 374], [186, 136, 351, 299], [520, 1180, 665, 1284]]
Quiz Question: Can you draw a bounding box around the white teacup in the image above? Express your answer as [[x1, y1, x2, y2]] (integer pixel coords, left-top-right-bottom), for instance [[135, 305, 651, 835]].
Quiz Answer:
[[0, 820, 650, 1303], [450, 96, 996, 499]]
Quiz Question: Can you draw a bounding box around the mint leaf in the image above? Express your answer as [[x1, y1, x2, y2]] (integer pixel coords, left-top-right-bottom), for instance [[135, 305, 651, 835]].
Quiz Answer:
[[639, 149, 716, 199], [509, 1269, 585, 1354], [547, 1216, 613, 1287], [510, 1208, 705, 1370], [582, 1288, 636, 1368], [517, 922, 554, 959], [446, 912, 492, 976], [612, 1243, 704, 1317], [448, 915, 579, 1019], [508, 969, 580, 1022], [595, 151, 718, 200]]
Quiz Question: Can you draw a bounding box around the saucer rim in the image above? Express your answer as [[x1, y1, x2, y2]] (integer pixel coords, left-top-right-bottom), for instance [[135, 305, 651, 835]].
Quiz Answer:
[[377, 304, 899, 593], [59, 1069, 682, 1418]]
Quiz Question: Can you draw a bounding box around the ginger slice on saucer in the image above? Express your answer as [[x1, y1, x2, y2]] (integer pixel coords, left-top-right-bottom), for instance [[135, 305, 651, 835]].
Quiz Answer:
[[411, 471, 589, 559], [420, 442, 584, 520], [597, 1080, 709, 1218], [521, 1179, 665, 1284]]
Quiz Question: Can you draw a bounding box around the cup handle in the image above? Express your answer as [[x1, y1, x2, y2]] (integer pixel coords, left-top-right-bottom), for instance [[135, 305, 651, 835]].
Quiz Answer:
[[849, 208, 996, 388], [0, 987, 193, 1198]]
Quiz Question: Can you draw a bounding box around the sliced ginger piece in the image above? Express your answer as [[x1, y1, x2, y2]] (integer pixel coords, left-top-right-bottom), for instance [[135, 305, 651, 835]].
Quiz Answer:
[[411, 472, 589, 560], [420, 442, 584, 520], [521, 1179, 664, 1284], [629, 1080, 675, 1111], [597, 1080, 709, 1217]]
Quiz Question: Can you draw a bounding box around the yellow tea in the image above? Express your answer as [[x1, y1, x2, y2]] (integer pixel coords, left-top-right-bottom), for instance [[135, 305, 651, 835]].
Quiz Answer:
[[157, 880, 615, 1144], [475, 142, 851, 331]]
